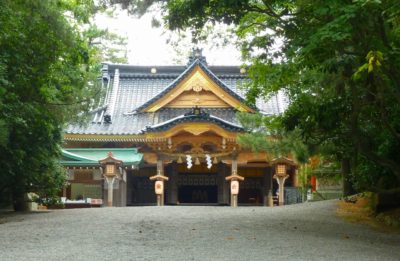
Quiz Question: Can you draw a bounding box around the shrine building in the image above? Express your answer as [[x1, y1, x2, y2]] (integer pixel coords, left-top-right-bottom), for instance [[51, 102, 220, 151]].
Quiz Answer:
[[61, 51, 300, 207]]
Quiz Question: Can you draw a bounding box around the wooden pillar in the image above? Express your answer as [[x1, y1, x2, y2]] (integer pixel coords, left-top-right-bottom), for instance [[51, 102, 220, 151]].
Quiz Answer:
[[293, 168, 299, 187], [99, 153, 123, 207], [267, 190, 274, 207], [225, 158, 244, 208], [274, 174, 289, 206], [218, 163, 229, 205], [120, 169, 127, 207], [126, 169, 133, 205], [167, 163, 178, 204], [231, 159, 238, 207], [263, 167, 272, 206], [154, 180, 165, 206], [150, 159, 169, 207], [230, 180, 240, 207], [105, 176, 116, 207], [157, 194, 162, 206], [231, 194, 238, 207], [157, 160, 164, 206]]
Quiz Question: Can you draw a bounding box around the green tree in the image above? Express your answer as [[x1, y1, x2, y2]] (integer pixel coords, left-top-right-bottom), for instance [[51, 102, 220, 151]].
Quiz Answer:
[[236, 112, 312, 200], [0, 0, 102, 210], [84, 21, 128, 65]]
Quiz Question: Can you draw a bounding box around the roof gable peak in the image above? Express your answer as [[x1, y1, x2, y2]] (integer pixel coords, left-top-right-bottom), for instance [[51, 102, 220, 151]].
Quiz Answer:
[[187, 48, 207, 66], [136, 61, 254, 113]]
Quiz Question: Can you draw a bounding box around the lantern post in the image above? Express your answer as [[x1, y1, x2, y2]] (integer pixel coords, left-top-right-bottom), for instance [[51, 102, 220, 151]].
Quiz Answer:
[[99, 152, 123, 207], [150, 171, 169, 206], [149, 159, 169, 206], [273, 164, 289, 206], [225, 159, 244, 207]]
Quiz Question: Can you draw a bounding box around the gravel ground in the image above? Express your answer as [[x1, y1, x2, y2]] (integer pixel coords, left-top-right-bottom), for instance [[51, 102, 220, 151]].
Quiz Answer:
[[0, 200, 399, 261]]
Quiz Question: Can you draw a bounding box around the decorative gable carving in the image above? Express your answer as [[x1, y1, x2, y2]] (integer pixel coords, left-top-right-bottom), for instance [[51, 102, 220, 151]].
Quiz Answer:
[[165, 90, 231, 108], [165, 74, 231, 108], [143, 66, 254, 112]]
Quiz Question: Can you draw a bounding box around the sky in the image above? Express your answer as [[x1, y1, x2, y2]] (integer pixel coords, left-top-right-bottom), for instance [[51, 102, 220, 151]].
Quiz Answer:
[[95, 10, 242, 66]]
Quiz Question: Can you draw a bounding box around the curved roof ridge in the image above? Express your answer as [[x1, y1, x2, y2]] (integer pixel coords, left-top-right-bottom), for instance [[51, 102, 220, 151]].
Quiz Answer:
[[209, 114, 243, 129], [196, 62, 252, 108], [61, 149, 96, 162], [141, 109, 244, 133]]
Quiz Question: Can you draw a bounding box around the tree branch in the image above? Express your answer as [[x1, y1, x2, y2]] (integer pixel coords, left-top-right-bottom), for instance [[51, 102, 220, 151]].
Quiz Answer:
[[370, 186, 400, 195], [40, 97, 94, 106], [357, 141, 400, 180]]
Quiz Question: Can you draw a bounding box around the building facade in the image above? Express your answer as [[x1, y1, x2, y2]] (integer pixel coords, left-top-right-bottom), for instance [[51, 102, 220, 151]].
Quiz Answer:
[[61, 52, 300, 207]]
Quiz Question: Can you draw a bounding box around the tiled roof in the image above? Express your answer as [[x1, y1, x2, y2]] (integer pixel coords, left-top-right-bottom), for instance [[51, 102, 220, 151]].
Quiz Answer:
[[65, 59, 288, 136]]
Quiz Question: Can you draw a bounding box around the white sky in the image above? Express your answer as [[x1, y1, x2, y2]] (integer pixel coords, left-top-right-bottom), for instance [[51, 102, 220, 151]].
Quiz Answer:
[[95, 10, 242, 66]]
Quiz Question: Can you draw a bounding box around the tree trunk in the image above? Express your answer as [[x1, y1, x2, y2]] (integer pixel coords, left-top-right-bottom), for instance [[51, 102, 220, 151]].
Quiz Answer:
[[342, 158, 355, 196], [376, 190, 400, 212], [12, 192, 27, 212]]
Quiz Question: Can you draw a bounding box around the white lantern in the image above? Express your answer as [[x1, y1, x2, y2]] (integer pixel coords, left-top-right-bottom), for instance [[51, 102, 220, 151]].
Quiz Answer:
[[155, 181, 163, 195], [231, 180, 239, 195]]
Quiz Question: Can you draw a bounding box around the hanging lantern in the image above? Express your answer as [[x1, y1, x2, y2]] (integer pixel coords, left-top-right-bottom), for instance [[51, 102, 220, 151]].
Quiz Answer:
[[177, 156, 183, 164], [195, 157, 200, 165], [213, 157, 218, 164]]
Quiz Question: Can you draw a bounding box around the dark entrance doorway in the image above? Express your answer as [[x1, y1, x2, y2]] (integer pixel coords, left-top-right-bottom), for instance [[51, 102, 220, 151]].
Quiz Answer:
[[178, 173, 218, 204], [129, 176, 156, 205], [238, 177, 263, 204]]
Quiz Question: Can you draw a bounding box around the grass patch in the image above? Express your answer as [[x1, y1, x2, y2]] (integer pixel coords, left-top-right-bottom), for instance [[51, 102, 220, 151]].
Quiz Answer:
[[376, 209, 400, 228], [337, 193, 400, 233]]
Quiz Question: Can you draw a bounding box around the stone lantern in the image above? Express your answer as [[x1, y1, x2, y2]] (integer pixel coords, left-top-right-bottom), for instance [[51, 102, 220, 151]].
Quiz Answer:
[[99, 152, 123, 207]]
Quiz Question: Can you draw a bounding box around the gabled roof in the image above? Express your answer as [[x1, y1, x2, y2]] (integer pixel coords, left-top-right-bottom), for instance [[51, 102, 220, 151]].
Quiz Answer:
[[65, 56, 289, 138], [134, 59, 255, 113], [270, 157, 297, 166]]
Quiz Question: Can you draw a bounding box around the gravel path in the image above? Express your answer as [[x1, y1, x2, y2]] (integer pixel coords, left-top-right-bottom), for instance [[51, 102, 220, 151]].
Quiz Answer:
[[0, 200, 399, 261]]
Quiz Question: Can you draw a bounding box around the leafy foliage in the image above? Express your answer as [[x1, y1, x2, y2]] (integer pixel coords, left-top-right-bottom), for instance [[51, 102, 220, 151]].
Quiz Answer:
[[113, 0, 400, 198], [0, 0, 120, 210], [85, 23, 128, 65], [237, 112, 310, 163]]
